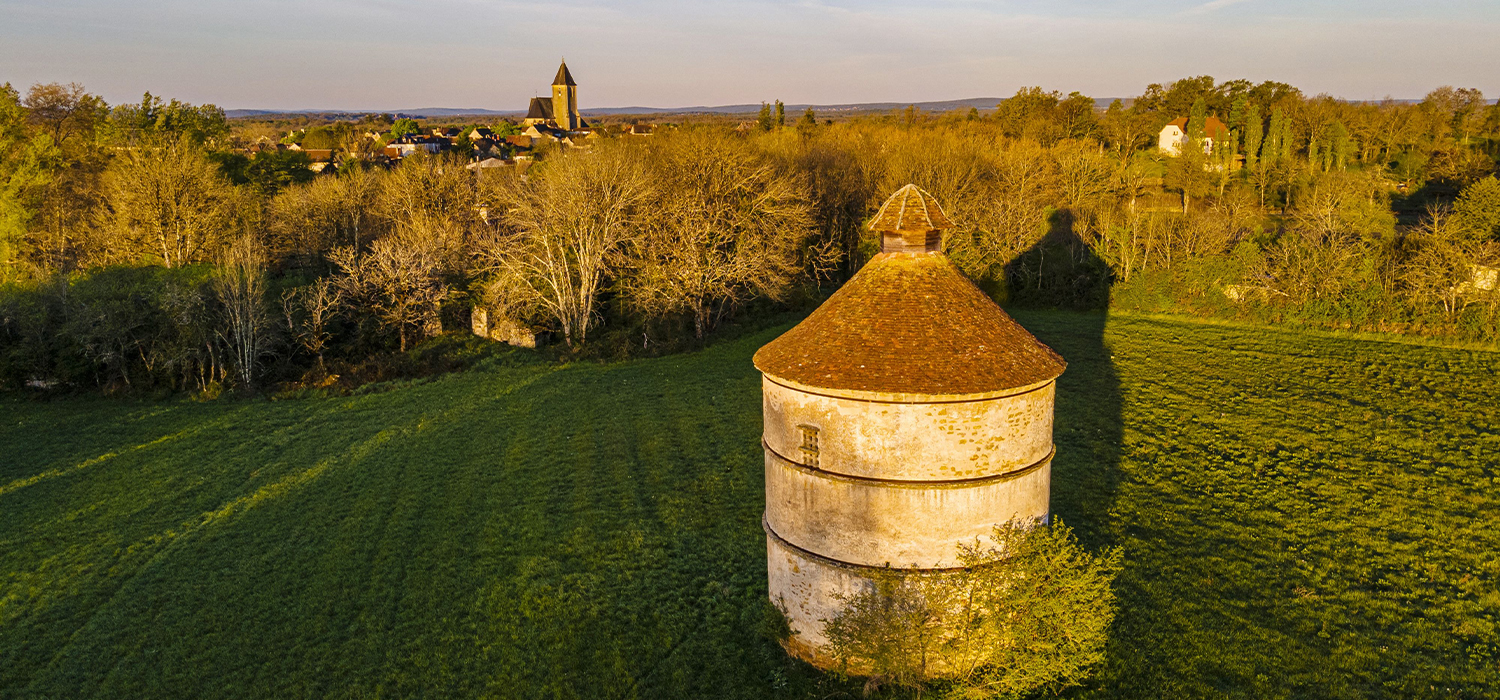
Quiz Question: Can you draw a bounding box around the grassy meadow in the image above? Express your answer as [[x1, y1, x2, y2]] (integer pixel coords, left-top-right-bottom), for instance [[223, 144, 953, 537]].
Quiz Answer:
[[2, 312, 1498, 699]]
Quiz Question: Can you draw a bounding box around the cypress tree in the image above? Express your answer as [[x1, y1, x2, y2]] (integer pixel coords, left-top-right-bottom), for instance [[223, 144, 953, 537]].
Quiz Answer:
[[1330, 122, 1352, 171], [757, 102, 773, 131], [1278, 114, 1295, 165], [1229, 96, 1248, 133], [1186, 98, 1208, 155], [1262, 108, 1283, 165], [1243, 102, 1263, 170], [775, 100, 785, 128]]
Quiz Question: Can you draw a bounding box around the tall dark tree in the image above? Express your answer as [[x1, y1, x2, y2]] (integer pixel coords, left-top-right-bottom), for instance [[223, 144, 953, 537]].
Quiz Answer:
[[1243, 101, 1264, 171]]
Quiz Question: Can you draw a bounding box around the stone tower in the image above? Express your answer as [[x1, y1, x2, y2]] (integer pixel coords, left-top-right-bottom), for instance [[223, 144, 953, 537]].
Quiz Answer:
[[550, 60, 580, 131], [752, 184, 1066, 666]]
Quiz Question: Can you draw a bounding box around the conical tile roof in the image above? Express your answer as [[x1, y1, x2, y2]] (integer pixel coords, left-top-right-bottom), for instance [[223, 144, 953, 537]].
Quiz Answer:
[[753, 252, 1065, 396]]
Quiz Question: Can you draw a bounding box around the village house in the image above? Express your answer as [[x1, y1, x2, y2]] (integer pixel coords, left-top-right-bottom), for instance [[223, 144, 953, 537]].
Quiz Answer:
[[303, 149, 336, 173], [1159, 116, 1230, 156], [383, 133, 448, 158]]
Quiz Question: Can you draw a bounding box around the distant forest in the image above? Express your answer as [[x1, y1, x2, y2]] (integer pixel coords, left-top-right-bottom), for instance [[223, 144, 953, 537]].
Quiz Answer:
[[1, 76, 1498, 395]]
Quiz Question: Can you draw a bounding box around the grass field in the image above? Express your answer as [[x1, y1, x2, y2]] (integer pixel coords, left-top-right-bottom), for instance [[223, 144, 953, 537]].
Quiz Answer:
[[3, 312, 1498, 699]]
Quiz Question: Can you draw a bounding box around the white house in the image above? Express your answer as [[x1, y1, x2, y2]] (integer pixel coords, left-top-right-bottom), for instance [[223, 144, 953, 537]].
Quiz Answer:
[[1160, 116, 1230, 156]]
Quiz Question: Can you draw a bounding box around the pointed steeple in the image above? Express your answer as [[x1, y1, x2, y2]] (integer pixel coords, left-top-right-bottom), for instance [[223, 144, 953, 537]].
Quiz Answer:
[[552, 60, 576, 87]]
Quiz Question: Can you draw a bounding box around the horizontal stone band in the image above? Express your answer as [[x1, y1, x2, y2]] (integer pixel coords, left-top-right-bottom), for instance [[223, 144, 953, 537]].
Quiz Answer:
[[763, 439, 1054, 488], [764, 514, 977, 574]]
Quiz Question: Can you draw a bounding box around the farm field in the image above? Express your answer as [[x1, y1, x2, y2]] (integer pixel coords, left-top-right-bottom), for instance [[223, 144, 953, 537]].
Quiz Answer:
[[2, 311, 1498, 699]]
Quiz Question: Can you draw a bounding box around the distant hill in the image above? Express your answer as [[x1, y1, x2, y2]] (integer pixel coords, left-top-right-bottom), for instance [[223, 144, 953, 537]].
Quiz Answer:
[[227, 96, 1472, 120], [226, 97, 1128, 120]]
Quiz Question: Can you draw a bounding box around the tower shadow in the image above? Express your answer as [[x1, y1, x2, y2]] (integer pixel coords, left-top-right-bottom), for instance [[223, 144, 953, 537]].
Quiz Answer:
[[1002, 208, 1122, 550]]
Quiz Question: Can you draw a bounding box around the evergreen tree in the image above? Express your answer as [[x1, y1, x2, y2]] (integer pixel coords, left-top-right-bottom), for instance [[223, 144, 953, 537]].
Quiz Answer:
[[1278, 114, 1296, 165], [1243, 102, 1263, 171], [1329, 122, 1352, 171], [1262, 107, 1284, 164], [1187, 98, 1208, 144], [1454, 175, 1500, 241], [1229, 96, 1248, 134], [756, 102, 773, 132], [774, 100, 785, 128], [798, 107, 817, 129]]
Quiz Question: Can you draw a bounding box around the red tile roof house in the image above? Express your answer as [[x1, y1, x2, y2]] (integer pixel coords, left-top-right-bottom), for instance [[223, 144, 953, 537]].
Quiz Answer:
[[1159, 116, 1229, 156]]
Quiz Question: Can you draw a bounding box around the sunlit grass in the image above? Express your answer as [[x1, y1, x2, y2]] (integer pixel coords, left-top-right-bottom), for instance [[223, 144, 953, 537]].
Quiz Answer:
[[2, 312, 1497, 699]]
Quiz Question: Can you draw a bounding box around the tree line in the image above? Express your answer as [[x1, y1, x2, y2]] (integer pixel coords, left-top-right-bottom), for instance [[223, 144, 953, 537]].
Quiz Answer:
[[1, 76, 1498, 394]]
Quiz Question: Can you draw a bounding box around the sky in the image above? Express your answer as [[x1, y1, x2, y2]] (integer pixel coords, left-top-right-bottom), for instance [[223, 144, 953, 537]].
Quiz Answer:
[[2, 0, 1497, 111]]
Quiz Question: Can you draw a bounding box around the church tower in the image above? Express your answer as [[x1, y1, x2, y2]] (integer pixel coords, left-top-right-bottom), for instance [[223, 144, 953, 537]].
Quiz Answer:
[[550, 60, 580, 131], [753, 185, 1066, 667]]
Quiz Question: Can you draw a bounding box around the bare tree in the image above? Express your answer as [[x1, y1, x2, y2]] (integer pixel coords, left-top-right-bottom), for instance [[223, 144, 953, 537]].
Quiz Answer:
[[626, 133, 819, 338], [1403, 206, 1499, 320], [214, 236, 273, 388], [101, 137, 240, 267], [485, 144, 650, 346], [281, 277, 343, 374], [267, 165, 381, 257], [22, 82, 105, 148], [329, 230, 451, 352]]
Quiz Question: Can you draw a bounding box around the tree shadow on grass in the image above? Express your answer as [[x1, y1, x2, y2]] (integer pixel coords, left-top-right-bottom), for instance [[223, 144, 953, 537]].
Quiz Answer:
[[1003, 208, 1123, 551]]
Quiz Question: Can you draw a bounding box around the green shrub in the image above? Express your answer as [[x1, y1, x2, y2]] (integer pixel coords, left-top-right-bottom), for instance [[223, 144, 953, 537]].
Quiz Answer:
[[824, 519, 1122, 698]]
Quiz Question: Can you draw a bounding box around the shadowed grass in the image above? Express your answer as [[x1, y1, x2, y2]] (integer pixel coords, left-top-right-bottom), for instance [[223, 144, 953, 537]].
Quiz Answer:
[[3, 312, 1498, 699]]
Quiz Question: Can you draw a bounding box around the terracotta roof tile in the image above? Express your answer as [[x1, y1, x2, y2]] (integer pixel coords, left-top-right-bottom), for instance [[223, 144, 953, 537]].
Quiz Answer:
[[869, 184, 953, 234], [1166, 115, 1230, 140], [753, 252, 1065, 395]]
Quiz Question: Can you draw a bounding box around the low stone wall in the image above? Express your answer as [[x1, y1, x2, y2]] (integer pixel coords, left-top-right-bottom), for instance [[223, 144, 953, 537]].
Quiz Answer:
[[470, 306, 538, 348]]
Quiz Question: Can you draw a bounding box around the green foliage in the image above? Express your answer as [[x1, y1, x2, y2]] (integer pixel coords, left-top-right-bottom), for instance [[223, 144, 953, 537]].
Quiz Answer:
[[822, 519, 1122, 698], [775, 100, 785, 128], [797, 107, 817, 133], [0, 265, 219, 391], [1242, 101, 1263, 170], [994, 87, 1064, 142], [1329, 121, 1352, 171], [301, 126, 339, 150], [1453, 175, 1500, 241], [0, 84, 61, 278], [205, 150, 251, 185], [245, 149, 315, 195], [757, 103, 774, 132], [2, 314, 1498, 699], [389, 118, 421, 139], [106, 92, 228, 146], [1391, 149, 1430, 189]]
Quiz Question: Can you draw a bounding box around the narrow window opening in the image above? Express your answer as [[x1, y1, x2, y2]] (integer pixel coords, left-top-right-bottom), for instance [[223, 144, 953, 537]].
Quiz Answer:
[[797, 425, 820, 468]]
